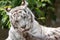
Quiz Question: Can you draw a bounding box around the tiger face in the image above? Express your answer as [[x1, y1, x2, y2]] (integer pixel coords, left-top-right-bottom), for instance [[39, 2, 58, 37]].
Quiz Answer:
[[6, 6, 34, 29]]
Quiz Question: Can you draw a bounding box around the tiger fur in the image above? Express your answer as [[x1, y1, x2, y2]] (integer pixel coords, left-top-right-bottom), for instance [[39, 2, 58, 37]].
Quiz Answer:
[[6, 0, 60, 40]]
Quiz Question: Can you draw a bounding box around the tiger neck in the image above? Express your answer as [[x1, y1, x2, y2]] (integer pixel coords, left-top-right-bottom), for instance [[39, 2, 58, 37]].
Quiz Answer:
[[27, 20, 46, 39]]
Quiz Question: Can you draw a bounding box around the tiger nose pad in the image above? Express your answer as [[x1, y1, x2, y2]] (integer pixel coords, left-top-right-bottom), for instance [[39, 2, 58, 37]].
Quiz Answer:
[[21, 25, 26, 29]]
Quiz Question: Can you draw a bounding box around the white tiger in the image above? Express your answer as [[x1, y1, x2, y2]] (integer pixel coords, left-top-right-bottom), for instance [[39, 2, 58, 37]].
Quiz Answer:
[[5, 0, 28, 40], [5, 0, 60, 40]]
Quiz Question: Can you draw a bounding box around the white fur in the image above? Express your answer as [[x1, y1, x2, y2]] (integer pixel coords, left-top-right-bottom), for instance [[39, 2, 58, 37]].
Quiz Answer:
[[6, 1, 60, 40], [6, 26, 26, 40]]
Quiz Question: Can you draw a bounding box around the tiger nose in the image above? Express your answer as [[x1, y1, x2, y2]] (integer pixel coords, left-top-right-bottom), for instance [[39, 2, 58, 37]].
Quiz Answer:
[[21, 25, 26, 29]]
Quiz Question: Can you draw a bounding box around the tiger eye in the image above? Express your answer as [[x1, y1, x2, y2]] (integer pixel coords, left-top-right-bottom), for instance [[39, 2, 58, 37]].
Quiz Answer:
[[24, 10, 26, 13], [15, 10, 18, 12]]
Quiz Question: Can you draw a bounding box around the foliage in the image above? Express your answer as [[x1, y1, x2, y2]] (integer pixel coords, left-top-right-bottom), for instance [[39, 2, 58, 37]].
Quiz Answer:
[[27, 0, 56, 25], [0, 0, 56, 29]]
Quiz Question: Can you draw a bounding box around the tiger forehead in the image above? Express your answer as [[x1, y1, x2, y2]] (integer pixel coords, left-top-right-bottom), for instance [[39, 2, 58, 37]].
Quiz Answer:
[[9, 6, 26, 13], [14, 10, 22, 13], [10, 9, 23, 15]]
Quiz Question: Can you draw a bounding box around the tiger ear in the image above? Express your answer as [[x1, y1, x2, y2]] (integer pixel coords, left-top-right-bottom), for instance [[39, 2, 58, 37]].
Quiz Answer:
[[5, 7, 12, 16], [21, 0, 28, 9], [5, 6, 11, 12]]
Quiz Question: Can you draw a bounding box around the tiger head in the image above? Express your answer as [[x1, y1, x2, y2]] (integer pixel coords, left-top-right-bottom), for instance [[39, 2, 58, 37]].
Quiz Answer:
[[5, 1, 35, 30]]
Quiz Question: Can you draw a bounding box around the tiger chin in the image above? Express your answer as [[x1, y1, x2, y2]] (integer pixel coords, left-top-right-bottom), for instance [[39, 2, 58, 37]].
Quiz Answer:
[[5, 0, 60, 40]]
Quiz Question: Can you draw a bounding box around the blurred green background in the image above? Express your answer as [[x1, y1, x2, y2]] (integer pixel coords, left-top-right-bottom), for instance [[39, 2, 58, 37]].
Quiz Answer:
[[0, 0, 57, 29]]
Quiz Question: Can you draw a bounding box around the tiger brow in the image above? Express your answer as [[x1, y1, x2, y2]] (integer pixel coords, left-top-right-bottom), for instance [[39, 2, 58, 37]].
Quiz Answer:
[[14, 9, 22, 12]]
